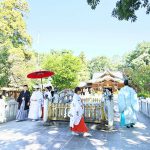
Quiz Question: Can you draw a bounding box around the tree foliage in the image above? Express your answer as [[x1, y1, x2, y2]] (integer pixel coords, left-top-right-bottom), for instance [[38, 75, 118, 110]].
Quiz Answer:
[[8, 48, 37, 87], [42, 50, 82, 90], [125, 42, 150, 68], [108, 55, 123, 71], [0, 0, 33, 87], [0, 49, 10, 86], [78, 51, 90, 81], [87, 0, 100, 9], [88, 56, 111, 78], [123, 42, 150, 96], [0, 0, 31, 48], [87, 0, 150, 22]]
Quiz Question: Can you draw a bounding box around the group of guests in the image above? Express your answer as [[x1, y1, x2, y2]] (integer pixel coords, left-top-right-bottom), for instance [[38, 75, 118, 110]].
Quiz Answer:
[[16, 84, 55, 122], [15, 79, 139, 137], [16, 84, 74, 122]]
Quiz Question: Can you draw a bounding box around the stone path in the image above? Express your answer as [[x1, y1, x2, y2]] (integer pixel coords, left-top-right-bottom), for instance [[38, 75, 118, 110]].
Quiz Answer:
[[0, 112, 150, 150]]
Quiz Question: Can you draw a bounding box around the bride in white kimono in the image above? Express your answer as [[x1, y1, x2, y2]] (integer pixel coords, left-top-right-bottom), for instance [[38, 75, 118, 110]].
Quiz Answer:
[[28, 85, 43, 121], [118, 80, 139, 128], [43, 85, 52, 122], [68, 87, 91, 137]]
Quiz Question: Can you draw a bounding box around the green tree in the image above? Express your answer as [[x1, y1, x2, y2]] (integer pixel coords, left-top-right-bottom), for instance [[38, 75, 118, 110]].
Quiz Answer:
[[42, 50, 82, 90], [87, 0, 150, 22], [123, 42, 150, 96], [8, 48, 37, 87], [0, 0, 32, 87], [88, 56, 111, 78], [0, 49, 10, 86], [110, 55, 123, 71], [125, 42, 150, 69], [78, 51, 90, 82], [0, 0, 31, 48]]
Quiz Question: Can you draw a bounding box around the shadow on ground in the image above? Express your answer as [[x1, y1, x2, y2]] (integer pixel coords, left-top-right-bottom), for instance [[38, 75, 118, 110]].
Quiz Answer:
[[0, 113, 150, 150]]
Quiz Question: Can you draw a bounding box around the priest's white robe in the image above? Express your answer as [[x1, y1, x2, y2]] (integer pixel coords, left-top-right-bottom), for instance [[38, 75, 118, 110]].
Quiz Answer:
[[118, 86, 139, 126]]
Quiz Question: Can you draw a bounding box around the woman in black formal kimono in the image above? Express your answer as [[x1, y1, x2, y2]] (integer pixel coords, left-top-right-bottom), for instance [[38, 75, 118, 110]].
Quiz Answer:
[[16, 85, 30, 121]]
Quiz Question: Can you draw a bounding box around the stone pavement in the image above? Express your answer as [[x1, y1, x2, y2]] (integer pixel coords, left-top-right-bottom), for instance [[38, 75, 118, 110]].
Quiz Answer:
[[0, 112, 150, 150]]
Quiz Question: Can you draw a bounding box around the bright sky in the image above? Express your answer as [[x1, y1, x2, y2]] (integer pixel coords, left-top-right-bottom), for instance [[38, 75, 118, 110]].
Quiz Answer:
[[26, 0, 150, 59]]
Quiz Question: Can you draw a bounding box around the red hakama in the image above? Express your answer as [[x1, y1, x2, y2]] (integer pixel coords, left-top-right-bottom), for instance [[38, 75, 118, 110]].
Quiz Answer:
[[71, 117, 88, 133]]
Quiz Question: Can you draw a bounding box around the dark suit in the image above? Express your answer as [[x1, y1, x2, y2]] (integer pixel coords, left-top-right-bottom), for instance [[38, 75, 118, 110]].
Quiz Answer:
[[17, 90, 30, 110]]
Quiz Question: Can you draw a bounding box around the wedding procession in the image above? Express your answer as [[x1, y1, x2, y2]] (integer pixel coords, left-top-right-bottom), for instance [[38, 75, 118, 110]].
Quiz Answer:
[[0, 0, 150, 149]]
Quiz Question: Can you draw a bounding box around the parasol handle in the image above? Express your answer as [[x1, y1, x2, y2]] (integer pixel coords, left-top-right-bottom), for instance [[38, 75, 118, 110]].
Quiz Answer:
[[41, 78, 43, 91]]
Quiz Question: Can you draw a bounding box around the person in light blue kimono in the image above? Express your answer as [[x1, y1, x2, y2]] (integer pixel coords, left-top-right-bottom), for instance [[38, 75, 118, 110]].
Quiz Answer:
[[118, 80, 139, 128]]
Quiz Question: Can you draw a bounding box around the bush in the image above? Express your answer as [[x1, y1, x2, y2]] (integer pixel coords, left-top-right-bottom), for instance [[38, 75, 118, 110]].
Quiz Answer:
[[138, 92, 150, 98]]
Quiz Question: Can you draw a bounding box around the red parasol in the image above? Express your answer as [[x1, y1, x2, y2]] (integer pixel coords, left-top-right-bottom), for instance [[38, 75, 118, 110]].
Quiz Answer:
[[27, 70, 54, 89], [27, 70, 54, 79]]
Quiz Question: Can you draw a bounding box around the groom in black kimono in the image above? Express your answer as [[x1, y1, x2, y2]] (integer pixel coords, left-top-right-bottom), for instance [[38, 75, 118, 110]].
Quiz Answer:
[[16, 85, 31, 121]]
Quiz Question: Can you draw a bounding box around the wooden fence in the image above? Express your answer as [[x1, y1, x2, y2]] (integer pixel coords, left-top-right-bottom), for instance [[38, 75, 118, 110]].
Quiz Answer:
[[81, 97, 101, 104], [47, 103, 103, 123]]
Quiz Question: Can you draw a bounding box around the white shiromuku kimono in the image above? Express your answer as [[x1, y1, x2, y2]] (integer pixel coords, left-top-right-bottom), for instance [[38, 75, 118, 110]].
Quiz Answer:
[[118, 86, 139, 126], [43, 91, 52, 122], [68, 93, 84, 128], [28, 90, 43, 120]]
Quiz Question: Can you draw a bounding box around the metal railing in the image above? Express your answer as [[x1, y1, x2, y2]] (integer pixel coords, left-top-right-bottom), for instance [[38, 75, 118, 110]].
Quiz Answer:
[[139, 98, 150, 118]]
